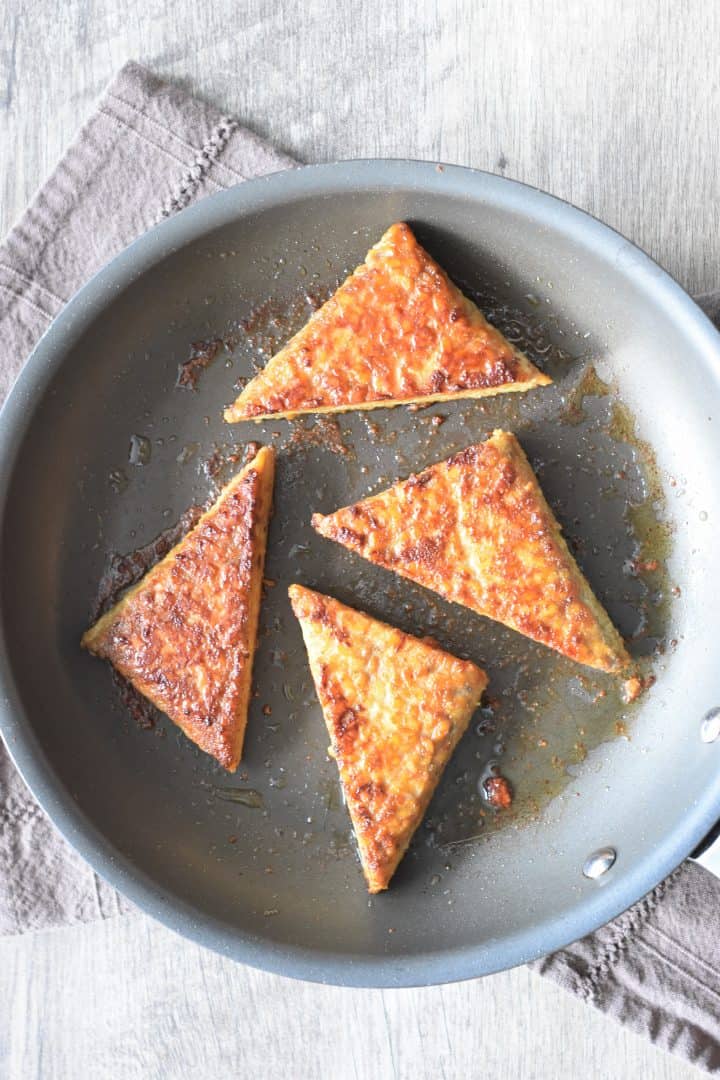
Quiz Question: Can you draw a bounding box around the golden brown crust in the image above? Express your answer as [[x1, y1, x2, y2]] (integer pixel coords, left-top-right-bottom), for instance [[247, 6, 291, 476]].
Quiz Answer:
[[225, 223, 550, 422], [82, 446, 275, 771], [289, 585, 487, 892], [312, 432, 630, 674]]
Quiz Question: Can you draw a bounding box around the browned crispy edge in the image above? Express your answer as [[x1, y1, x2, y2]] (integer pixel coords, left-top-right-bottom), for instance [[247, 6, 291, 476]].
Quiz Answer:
[[225, 223, 551, 422], [82, 446, 275, 771], [289, 584, 488, 891], [311, 432, 630, 675]]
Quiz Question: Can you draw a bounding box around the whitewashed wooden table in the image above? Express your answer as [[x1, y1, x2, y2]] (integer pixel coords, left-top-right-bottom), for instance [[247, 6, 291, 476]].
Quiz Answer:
[[1, 3, 718, 1077]]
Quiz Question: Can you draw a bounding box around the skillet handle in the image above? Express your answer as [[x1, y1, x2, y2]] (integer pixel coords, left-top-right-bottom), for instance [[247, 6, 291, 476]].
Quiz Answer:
[[691, 820, 720, 878]]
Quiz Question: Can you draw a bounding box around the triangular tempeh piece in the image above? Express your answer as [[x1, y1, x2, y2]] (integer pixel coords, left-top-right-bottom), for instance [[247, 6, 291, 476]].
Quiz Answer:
[[82, 446, 275, 771], [312, 432, 629, 674], [225, 223, 550, 422], [289, 585, 487, 892]]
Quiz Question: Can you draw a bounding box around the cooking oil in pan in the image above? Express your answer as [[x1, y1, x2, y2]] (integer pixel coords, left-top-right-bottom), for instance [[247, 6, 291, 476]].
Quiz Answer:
[[95, 271, 677, 863]]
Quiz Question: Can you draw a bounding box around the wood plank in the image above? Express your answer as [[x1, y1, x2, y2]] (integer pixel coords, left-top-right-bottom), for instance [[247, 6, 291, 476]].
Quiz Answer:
[[1, 1, 719, 293], [0, 912, 702, 1079]]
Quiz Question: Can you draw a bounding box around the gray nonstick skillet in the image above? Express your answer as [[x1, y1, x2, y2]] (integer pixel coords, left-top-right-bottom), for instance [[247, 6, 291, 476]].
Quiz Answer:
[[1, 160, 719, 986]]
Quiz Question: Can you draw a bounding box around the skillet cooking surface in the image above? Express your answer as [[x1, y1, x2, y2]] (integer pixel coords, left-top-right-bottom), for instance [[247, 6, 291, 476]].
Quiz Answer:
[[1, 161, 720, 986]]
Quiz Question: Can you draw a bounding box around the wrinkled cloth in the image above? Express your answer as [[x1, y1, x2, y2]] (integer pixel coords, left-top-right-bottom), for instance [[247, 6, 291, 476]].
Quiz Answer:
[[1, 59, 719, 1076], [0, 59, 293, 934]]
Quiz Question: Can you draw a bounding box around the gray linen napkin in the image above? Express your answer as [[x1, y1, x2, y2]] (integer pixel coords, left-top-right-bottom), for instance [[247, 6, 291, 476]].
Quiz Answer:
[[1, 61, 719, 1075]]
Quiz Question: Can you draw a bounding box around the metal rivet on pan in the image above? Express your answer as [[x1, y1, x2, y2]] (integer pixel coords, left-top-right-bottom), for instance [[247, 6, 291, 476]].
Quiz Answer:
[[582, 847, 616, 879], [700, 708, 720, 744]]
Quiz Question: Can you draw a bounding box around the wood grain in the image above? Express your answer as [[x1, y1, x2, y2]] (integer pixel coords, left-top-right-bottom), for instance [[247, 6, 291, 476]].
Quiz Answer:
[[0, 3, 716, 1077], [0, 913, 702, 1080], [2, 0, 719, 294]]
